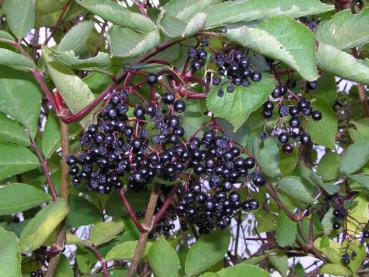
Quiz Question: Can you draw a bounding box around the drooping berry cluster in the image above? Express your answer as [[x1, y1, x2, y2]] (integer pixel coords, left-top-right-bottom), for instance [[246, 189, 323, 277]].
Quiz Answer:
[[188, 38, 210, 72], [67, 90, 190, 193], [262, 83, 322, 154]]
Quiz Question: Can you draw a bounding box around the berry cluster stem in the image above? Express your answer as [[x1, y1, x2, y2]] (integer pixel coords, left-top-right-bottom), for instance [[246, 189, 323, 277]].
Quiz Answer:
[[118, 190, 147, 233], [88, 245, 110, 277]]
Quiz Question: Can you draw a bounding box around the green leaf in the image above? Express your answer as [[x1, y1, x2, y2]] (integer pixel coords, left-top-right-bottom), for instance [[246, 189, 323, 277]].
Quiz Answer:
[[43, 48, 95, 127], [0, 143, 39, 181], [108, 26, 161, 58], [207, 74, 274, 131], [3, 0, 35, 40], [348, 174, 369, 191], [317, 151, 341, 181], [320, 264, 352, 276], [0, 113, 30, 146], [217, 264, 270, 277], [66, 195, 101, 228], [185, 228, 231, 276], [306, 99, 337, 149], [0, 66, 42, 138], [276, 212, 297, 247], [42, 114, 60, 159], [316, 8, 369, 49], [158, 11, 206, 38], [57, 21, 94, 53], [206, 0, 333, 28], [0, 48, 35, 71], [0, 227, 21, 277], [180, 99, 207, 139], [0, 183, 51, 215], [267, 252, 289, 277], [50, 50, 112, 73], [76, 0, 156, 33], [226, 17, 318, 81], [89, 221, 124, 246], [19, 199, 69, 252], [0, 30, 15, 41], [314, 238, 341, 264], [277, 176, 316, 204], [340, 143, 369, 175], [164, 0, 219, 20], [55, 254, 73, 277], [347, 196, 369, 236], [317, 43, 369, 85], [254, 138, 281, 180], [149, 237, 179, 277], [106, 240, 153, 261], [349, 119, 369, 143]]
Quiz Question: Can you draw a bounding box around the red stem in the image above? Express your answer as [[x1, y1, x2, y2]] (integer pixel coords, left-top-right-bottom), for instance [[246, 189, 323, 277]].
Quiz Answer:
[[153, 185, 179, 225], [32, 70, 58, 111], [118, 190, 147, 233], [88, 245, 110, 277]]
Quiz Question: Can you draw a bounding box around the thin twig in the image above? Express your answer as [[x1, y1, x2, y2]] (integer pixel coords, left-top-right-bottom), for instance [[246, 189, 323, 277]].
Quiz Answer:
[[88, 245, 110, 277], [153, 184, 179, 225], [118, 190, 147, 233]]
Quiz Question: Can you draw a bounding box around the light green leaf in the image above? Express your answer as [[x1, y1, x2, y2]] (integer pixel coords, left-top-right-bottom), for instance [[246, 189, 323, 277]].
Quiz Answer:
[[276, 212, 297, 247], [108, 26, 161, 58], [317, 43, 369, 85], [106, 240, 153, 261], [347, 196, 369, 236], [314, 238, 341, 264], [340, 143, 369, 175], [185, 228, 231, 276], [50, 50, 112, 73], [267, 252, 289, 277], [217, 264, 270, 277], [42, 114, 60, 159], [0, 48, 35, 71], [76, 0, 156, 33], [0, 227, 21, 277], [0, 113, 30, 146], [0, 143, 39, 181], [349, 119, 369, 143], [3, 0, 35, 40], [89, 221, 124, 246], [306, 99, 337, 149], [164, 0, 219, 21], [320, 264, 352, 276], [43, 48, 95, 127], [58, 21, 94, 53], [207, 74, 274, 131], [317, 152, 341, 181], [226, 17, 318, 81], [0, 30, 15, 41], [0, 66, 42, 138], [206, 0, 333, 29], [254, 138, 281, 180], [19, 200, 70, 252], [316, 8, 369, 49], [55, 254, 73, 277], [277, 176, 316, 204], [149, 237, 179, 277], [0, 183, 51, 215], [348, 174, 369, 191]]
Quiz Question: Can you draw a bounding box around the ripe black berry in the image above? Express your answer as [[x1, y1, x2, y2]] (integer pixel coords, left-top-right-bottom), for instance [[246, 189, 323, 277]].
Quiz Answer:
[[282, 143, 293, 154], [312, 110, 322, 121], [162, 92, 175, 104]]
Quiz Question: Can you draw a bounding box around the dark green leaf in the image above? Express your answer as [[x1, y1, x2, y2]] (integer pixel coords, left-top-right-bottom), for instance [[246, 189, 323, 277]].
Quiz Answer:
[[207, 74, 274, 131], [42, 114, 60, 159], [0, 183, 51, 215], [340, 143, 369, 175], [148, 237, 179, 277], [268, 251, 289, 277], [317, 152, 341, 181], [57, 21, 94, 53], [0, 143, 39, 181], [254, 138, 281, 180], [277, 176, 316, 204], [3, 0, 35, 39], [276, 212, 297, 247], [180, 99, 207, 139], [217, 264, 270, 277], [0, 227, 21, 276], [66, 195, 101, 227], [0, 113, 30, 146]]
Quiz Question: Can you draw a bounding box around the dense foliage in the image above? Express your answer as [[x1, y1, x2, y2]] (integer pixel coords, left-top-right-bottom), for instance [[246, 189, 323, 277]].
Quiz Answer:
[[1, 0, 369, 276]]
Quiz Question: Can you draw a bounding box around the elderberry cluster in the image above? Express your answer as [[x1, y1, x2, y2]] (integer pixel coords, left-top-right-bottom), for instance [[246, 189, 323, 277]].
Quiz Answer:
[[175, 129, 265, 233], [262, 84, 322, 154], [332, 207, 346, 230], [210, 48, 262, 96], [188, 38, 210, 72], [67, 90, 190, 193]]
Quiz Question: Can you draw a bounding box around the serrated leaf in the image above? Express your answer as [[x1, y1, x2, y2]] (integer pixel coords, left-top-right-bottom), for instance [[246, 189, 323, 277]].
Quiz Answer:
[[43, 48, 95, 127], [317, 43, 369, 85], [89, 221, 124, 246], [50, 50, 112, 73], [0, 143, 39, 181], [306, 99, 337, 149], [149, 237, 179, 277], [276, 212, 297, 247], [205, 0, 333, 29], [0, 113, 29, 146], [0, 183, 51, 215], [0, 48, 36, 71], [340, 143, 369, 175], [0, 66, 42, 138], [226, 17, 318, 81], [164, 0, 219, 21], [217, 264, 270, 277], [58, 21, 94, 53], [320, 264, 352, 276], [19, 200, 69, 252], [76, 0, 156, 33], [158, 11, 206, 38], [3, 0, 35, 40], [207, 74, 274, 131], [0, 227, 21, 277], [42, 114, 60, 159], [316, 8, 369, 49], [108, 26, 161, 58], [185, 228, 230, 276], [277, 176, 316, 204], [105, 240, 153, 261]]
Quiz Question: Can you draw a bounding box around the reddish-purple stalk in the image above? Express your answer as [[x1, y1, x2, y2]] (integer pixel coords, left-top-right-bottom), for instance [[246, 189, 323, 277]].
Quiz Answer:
[[88, 245, 110, 277], [118, 190, 147, 233], [153, 184, 179, 225]]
